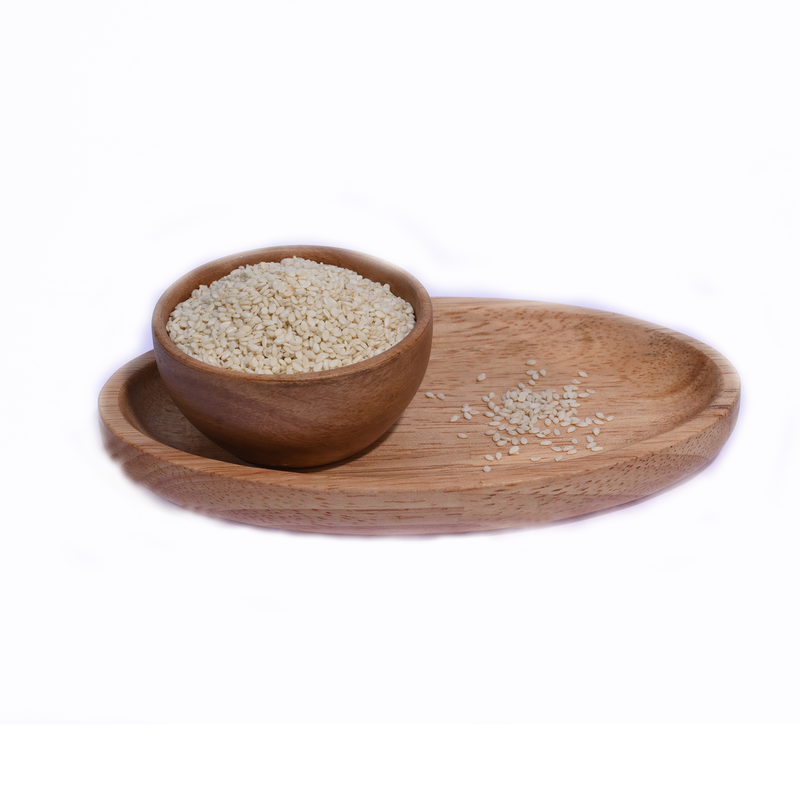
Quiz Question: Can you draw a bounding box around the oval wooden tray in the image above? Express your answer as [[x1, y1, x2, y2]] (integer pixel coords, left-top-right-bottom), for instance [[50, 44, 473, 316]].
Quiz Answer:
[[99, 298, 740, 534]]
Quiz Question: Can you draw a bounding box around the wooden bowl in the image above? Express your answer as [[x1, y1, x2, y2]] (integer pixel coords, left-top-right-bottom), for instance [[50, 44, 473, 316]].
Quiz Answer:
[[152, 245, 433, 467]]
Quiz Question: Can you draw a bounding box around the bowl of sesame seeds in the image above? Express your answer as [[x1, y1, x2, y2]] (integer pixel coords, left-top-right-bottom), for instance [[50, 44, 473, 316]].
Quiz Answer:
[[152, 244, 433, 468]]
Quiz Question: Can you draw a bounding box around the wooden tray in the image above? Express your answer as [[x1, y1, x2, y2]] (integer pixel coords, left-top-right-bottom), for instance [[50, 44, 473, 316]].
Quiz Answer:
[[99, 298, 740, 534]]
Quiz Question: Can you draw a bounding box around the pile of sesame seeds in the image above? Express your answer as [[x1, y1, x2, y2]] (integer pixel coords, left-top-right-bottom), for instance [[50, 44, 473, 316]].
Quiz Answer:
[[167, 257, 416, 374], [424, 359, 615, 473]]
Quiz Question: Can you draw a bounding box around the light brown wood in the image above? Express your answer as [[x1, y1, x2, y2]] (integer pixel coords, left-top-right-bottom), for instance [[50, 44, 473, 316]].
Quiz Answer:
[[101, 298, 740, 534], [152, 245, 433, 467]]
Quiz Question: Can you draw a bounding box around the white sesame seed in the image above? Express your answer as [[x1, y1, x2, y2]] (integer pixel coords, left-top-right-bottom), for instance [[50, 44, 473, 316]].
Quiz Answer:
[[567, 426, 576, 433], [436, 393, 445, 400], [578, 371, 588, 378], [483, 465, 491, 472], [551, 446, 562, 451], [484, 429, 495, 436], [425, 392, 434, 398], [477, 373, 486, 382], [450, 415, 460, 422], [539, 369, 547, 376], [485, 454, 494, 461], [606, 415, 614, 421], [587, 435, 594, 442], [571, 438, 578, 444], [586, 388, 595, 393], [593, 427, 600, 435], [554, 454, 563, 461], [509, 446, 520, 454], [457, 433, 468, 439], [591, 446, 603, 451], [489, 392, 495, 399], [553, 429, 560, 436], [464, 412, 472, 419], [495, 452, 502, 459], [526, 360, 536, 366], [481, 396, 490, 403], [540, 440, 553, 446], [530, 456, 541, 461], [596, 412, 605, 419], [520, 437, 528, 444]]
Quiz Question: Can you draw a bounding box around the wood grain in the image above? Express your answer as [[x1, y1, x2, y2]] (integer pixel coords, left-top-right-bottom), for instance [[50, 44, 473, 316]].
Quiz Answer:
[[100, 298, 740, 534]]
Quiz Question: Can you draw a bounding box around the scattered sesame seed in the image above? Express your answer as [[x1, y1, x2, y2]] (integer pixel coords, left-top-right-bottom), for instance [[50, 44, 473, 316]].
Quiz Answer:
[[509, 445, 520, 454], [567, 426, 576, 433], [495, 452, 502, 459], [477, 373, 486, 382], [526, 360, 536, 366], [539, 369, 547, 376], [596, 412, 605, 419], [606, 415, 615, 421], [436, 393, 445, 400], [554, 454, 564, 461], [578, 371, 588, 378], [483, 465, 491, 472], [450, 415, 460, 422], [540, 440, 553, 446], [530, 457, 541, 461], [571, 438, 578, 444], [593, 427, 600, 435], [425, 392, 434, 398], [457, 433, 468, 439], [484, 454, 494, 461], [464, 412, 472, 419], [520, 437, 528, 444], [551, 446, 562, 452]]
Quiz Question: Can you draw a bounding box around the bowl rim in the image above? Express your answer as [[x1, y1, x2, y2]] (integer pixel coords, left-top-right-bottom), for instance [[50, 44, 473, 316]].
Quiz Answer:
[[152, 244, 433, 384]]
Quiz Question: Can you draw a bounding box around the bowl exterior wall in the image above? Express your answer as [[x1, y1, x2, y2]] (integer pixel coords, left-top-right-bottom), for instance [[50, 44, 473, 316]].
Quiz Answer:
[[153, 328, 431, 467]]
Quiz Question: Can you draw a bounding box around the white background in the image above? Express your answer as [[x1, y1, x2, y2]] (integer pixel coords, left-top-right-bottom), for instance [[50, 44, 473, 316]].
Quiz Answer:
[[2, 0, 799, 794]]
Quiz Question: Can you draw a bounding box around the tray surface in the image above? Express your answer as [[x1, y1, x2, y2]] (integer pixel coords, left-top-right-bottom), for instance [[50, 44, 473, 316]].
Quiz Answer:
[[99, 298, 740, 534]]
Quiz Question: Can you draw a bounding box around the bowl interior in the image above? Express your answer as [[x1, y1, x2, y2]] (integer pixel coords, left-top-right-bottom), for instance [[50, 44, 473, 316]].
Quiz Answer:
[[152, 244, 432, 380]]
